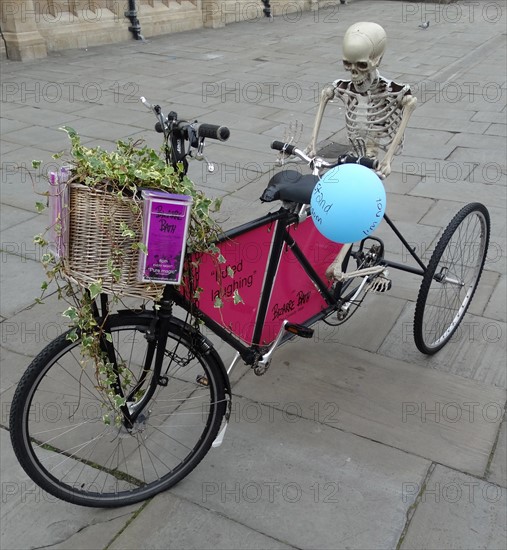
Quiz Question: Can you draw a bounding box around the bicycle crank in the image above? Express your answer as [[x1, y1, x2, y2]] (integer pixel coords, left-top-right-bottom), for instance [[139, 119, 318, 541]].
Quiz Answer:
[[254, 321, 314, 375]]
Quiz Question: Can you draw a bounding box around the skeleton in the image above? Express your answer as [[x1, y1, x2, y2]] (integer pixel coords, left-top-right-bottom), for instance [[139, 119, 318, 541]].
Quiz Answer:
[[308, 21, 417, 179], [306, 22, 417, 285]]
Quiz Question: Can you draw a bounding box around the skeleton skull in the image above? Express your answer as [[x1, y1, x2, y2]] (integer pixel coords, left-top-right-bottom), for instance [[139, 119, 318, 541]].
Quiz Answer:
[[343, 22, 387, 93]]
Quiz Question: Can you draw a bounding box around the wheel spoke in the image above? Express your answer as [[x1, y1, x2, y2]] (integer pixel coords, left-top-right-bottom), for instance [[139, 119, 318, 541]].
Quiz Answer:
[[414, 204, 489, 354], [10, 316, 226, 507]]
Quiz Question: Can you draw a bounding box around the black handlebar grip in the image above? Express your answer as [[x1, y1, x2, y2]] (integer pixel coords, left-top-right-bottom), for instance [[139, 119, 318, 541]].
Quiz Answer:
[[154, 121, 165, 133], [271, 141, 296, 155], [197, 123, 230, 141], [338, 154, 379, 170]]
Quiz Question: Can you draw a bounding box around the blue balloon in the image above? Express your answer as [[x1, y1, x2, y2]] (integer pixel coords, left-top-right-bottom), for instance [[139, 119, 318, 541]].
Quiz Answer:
[[310, 164, 386, 243]]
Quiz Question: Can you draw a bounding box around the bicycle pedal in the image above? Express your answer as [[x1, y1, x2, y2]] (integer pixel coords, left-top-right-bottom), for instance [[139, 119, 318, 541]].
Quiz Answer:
[[285, 323, 314, 338]]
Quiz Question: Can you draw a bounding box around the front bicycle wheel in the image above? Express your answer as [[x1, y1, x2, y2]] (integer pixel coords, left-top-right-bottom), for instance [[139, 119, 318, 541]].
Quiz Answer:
[[414, 203, 490, 354], [10, 313, 228, 507]]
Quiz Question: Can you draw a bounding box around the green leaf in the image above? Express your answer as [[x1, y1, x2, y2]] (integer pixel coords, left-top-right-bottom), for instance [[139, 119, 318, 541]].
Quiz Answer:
[[66, 329, 79, 343], [59, 125, 77, 138], [62, 306, 78, 321], [41, 253, 54, 264], [227, 266, 235, 278], [33, 234, 47, 246], [119, 221, 135, 238], [81, 334, 94, 348], [113, 395, 126, 408], [214, 296, 223, 308], [89, 281, 102, 300], [233, 290, 244, 305], [213, 197, 222, 211], [193, 286, 203, 299], [35, 201, 46, 213], [32, 160, 42, 169]]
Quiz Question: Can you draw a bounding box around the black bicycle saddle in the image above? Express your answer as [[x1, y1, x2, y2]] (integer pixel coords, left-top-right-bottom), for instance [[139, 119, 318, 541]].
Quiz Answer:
[[260, 169, 319, 204]]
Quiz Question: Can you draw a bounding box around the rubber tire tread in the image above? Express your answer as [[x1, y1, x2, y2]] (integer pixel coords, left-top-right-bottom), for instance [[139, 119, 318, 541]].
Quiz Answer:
[[413, 202, 490, 355], [9, 313, 227, 507]]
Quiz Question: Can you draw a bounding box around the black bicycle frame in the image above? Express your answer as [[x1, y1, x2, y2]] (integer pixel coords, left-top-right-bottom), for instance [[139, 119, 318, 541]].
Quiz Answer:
[[165, 206, 427, 367]]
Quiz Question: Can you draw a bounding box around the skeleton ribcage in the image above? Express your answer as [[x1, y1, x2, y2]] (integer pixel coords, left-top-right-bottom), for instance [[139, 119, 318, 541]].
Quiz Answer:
[[339, 81, 409, 157]]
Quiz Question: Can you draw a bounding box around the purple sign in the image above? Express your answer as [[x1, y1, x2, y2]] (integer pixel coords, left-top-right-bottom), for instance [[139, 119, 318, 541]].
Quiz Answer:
[[138, 190, 192, 285], [48, 167, 70, 259]]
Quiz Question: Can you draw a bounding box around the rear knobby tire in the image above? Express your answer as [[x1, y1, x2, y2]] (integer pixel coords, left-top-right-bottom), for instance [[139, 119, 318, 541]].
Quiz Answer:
[[414, 203, 490, 354], [9, 313, 227, 507]]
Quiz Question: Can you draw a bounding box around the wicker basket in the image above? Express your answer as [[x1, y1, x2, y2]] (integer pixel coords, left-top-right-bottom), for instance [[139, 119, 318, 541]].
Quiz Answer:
[[63, 183, 163, 300]]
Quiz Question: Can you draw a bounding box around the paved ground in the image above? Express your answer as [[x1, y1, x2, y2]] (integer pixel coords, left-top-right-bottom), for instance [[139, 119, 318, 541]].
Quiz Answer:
[[1, 1, 506, 548]]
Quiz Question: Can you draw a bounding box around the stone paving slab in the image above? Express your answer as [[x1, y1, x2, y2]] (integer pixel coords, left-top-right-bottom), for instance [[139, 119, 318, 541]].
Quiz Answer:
[[1, 209, 47, 257], [110, 490, 296, 550], [448, 147, 507, 169], [488, 419, 507, 489], [379, 303, 507, 389], [0, 292, 72, 358], [0, 204, 38, 232], [409, 177, 506, 208], [447, 132, 507, 152], [1, 147, 59, 183], [419, 201, 506, 238], [0, 347, 35, 395], [310, 293, 407, 353], [402, 128, 456, 159], [0, 254, 46, 317], [383, 193, 434, 224], [400, 465, 507, 550], [233, 340, 505, 475], [487, 123, 507, 137], [0, 119, 32, 135], [2, 126, 75, 153], [0, 430, 141, 550], [484, 275, 507, 323], [472, 110, 507, 124], [0, 106, 87, 129], [167, 395, 430, 550]]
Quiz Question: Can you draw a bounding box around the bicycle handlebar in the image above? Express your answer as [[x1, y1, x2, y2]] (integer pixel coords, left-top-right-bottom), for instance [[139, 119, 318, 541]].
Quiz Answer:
[[142, 97, 230, 142], [154, 120, 230, 141], [197, 123, 230, 142], [271, 140, 298, 157], [270, 140, 379, 171]]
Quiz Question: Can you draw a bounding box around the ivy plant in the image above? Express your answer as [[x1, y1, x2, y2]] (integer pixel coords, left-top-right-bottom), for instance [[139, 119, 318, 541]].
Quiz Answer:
[[33, 127, 228, 422]]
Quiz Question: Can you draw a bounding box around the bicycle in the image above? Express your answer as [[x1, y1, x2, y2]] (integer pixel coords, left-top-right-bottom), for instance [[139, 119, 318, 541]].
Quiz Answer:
[[9, 98, 491, 507]]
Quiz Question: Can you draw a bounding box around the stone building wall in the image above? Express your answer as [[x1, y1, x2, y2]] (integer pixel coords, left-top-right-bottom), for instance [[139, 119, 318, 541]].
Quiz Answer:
[[1, 0, 315, 60]]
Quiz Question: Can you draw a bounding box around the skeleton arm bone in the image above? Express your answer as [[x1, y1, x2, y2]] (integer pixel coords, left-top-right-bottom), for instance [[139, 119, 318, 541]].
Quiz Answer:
[[306, 84, 335, 156], [378, 95, 417, 178]]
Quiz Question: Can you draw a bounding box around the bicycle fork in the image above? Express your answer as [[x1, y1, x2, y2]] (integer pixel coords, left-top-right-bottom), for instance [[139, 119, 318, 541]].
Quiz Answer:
[[99, 308, 169, 430]]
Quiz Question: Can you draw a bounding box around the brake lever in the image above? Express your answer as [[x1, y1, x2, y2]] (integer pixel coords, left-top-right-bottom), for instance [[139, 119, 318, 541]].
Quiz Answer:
[[193, 137, 214, 173], [140, 96, 153, 111]]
